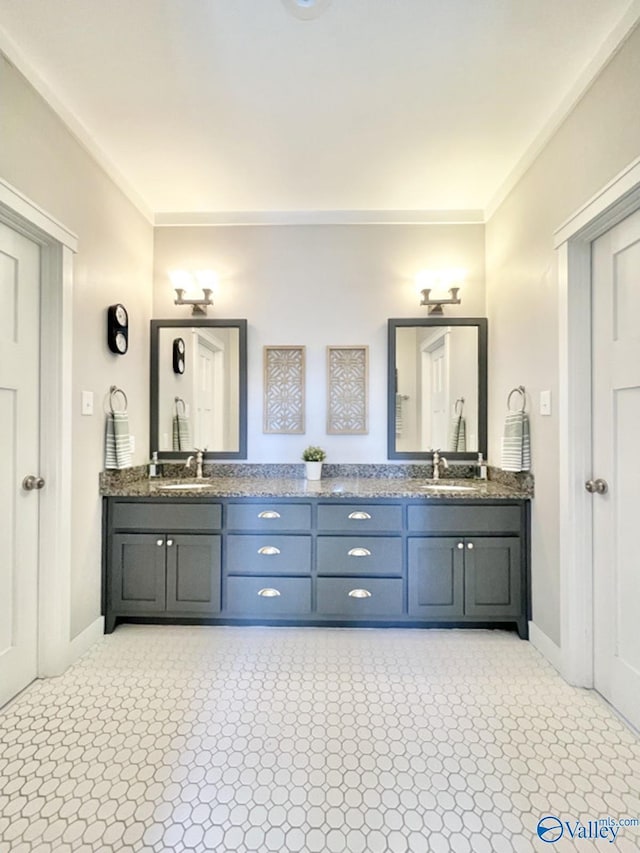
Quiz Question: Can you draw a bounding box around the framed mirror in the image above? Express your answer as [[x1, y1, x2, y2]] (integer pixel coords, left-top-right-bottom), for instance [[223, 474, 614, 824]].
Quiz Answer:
[[150, 319, 247, 459], [388, 317, 487, 460]]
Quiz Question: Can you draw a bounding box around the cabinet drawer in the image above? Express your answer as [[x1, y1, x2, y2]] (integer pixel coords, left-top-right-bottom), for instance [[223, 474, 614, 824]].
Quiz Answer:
[[226, 503, 311, 531], [111, 502, 221, 531], [225, 576, 311, 616], [407, 504, 521, 534], [317, 536, 402, 576], [317, 504, 402, 532], [316, 578, 403, 618], [226, 535, 311, 575]]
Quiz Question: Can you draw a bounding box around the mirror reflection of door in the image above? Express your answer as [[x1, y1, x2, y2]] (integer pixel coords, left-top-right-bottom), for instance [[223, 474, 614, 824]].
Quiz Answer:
[[193, 330, 224, 450], [420, 329, 450, 451]]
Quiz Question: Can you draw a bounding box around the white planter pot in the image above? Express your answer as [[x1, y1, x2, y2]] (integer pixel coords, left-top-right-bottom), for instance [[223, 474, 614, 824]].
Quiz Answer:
[[305, 461, 322, 480]]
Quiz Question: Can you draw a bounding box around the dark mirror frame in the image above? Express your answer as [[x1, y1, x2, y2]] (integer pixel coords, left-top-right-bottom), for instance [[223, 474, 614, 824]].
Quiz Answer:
[[387, 317, 488, 461], [150, 318, 248, 460]]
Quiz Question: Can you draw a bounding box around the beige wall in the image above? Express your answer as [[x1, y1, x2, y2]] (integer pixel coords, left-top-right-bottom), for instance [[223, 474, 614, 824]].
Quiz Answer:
[[0, 55, 154, 639], [154, 223, 485, 462], [486, 25, 640, 646]]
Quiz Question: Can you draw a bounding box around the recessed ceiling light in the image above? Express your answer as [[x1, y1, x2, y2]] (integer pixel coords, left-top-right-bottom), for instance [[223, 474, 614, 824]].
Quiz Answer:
[[281, 0, 333, 20]]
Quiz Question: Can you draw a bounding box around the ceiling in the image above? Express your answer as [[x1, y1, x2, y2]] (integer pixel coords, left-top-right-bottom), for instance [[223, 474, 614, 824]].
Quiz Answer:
[[0, 0, 638, 222]]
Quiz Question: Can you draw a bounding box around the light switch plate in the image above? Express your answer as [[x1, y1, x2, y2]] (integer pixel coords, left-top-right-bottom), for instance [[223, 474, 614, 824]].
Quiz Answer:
[[540, 390, 552, 416], [129, 435, 135, 453], [81, 390, 94, 416]]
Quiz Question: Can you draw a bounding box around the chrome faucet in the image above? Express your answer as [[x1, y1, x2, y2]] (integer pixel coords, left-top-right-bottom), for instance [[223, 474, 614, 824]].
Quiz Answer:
[[431, 449, 449, 481], [186, 448, 205, 479]]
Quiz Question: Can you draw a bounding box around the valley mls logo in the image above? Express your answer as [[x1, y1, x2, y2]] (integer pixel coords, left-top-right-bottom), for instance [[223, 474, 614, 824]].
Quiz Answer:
[[536, 815, 627, 844], [537, 816, 564, 843]]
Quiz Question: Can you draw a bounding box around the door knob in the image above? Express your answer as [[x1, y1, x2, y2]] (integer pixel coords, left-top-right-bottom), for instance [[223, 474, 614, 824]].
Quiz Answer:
[[22, 475, 45, 491], [585, 478, 608, 494]]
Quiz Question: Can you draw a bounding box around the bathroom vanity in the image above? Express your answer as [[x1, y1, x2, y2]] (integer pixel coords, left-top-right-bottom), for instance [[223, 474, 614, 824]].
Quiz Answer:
[[102, 475, 531, 638]]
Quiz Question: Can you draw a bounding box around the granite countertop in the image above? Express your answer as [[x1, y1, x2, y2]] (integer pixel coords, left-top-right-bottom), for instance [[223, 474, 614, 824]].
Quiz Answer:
[[100, 467, 532, 500]]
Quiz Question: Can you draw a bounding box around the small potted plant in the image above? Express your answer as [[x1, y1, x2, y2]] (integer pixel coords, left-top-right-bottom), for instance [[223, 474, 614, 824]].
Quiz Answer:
[[302, 445, 326, 480]]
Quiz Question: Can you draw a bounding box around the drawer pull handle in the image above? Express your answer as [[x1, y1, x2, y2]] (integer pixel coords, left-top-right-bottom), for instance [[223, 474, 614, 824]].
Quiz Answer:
[[258, 546, 281, 556], [166, 539, 174, 547], [156, 539, 164, 547], [348, 547, 371, 557], [457, 542, 464, 550], [348, 511, 371, 520], [257, 587, 281, 597], [348, 588, 372, 599], [258, 510, 281, 519], [467, 542, 474, 550]]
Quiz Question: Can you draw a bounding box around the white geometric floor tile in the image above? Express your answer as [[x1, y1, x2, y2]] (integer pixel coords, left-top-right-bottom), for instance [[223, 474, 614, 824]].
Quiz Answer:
[[0, 626, 639, 852]]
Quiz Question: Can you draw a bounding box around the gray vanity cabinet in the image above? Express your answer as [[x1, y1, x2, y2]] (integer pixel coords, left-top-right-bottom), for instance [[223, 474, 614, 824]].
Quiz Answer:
[[105, 501, 222, 632], [104, 495, 529, 637], [407, 504, 526, 636]]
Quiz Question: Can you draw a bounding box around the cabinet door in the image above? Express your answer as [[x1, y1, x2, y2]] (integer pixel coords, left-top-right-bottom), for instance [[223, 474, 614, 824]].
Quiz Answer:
[[407, 538, 464, 618], [111, 534, 166, 613], [463, 537, 521, 618], [166, 535, 221, 614]]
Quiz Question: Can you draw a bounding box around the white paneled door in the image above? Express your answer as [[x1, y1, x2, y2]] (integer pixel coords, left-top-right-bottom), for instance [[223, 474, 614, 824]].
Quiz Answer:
[[0, 222, 41, 708], [591, 208, 640, 731]]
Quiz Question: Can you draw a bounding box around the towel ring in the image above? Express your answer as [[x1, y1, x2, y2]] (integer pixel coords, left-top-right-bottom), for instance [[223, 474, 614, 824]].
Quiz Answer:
[[175, 396, 186, 416], [455, 397, 465, 416], [507, 385, 526, 412], [109, 385, 128, 414]]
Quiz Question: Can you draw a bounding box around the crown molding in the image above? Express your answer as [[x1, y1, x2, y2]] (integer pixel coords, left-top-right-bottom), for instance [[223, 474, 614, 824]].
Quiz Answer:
[[485, 1, 640, 221], [154, 209, 485, 227], [0, 29, 154, 224]]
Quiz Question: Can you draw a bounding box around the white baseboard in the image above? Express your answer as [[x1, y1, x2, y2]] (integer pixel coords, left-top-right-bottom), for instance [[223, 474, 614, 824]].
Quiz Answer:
[[68, 615, 105, 664], [528, 621, 563, 674]]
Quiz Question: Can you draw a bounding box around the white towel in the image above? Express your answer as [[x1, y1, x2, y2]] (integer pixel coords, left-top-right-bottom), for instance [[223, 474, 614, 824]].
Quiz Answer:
[[104, 412, 132, 469], [449, 415, 467, 452], [172, 414, 191, 451], [501, 410, 531, 472]]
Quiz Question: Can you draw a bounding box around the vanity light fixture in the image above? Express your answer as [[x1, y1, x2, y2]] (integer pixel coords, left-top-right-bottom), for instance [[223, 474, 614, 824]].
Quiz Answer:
[[170, 269, 216, 315], [416, 268, 465, 315]]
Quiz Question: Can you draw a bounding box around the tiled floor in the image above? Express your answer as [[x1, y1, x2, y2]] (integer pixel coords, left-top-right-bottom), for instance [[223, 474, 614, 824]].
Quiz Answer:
[[0, 626, 639, 853]]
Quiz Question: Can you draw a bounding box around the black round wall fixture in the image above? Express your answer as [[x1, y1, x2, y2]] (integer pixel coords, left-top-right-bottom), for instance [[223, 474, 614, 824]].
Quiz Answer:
[[107, 303, 128, 354], [173, 337, 186, 373]]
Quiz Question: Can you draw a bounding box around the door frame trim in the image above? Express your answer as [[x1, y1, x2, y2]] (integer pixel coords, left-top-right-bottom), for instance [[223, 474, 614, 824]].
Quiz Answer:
[[554, 155, 640, 687], [0, 177, 77, 678]]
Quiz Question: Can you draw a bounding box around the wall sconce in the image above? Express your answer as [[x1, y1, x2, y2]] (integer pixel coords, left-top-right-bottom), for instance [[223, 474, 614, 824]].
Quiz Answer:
[[169, 270, 217, 315], [416, 268, 465, 314]]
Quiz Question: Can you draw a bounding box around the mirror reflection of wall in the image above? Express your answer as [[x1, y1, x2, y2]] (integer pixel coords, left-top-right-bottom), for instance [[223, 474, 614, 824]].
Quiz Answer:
[[157, 326, 240, 453]]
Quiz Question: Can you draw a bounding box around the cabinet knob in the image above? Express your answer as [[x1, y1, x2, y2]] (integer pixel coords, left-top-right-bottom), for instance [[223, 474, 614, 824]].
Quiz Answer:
[[467, 542, 474, 550], [348, 547, 371, 557], [348, 588, 372, 598], [258, 510, 281, 519], [22, 475, 45, 491], [585, 478, 608, 494], [258, 545, 280, 555], [166, 539, 174, 547], [348, 511, 371, 520], [257, 587, 281, 597], [457, 542, 464, 549], [156, 539, 164, 546]]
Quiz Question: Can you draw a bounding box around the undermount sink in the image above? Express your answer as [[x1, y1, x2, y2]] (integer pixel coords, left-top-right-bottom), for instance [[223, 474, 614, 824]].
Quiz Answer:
[[418, 483, 477, 492], [154, 482, 211, 491]]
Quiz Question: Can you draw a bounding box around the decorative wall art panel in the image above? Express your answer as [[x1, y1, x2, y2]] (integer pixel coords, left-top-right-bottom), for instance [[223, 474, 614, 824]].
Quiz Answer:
[[327, 346, 369, 434], [263, 346, 306, 434]]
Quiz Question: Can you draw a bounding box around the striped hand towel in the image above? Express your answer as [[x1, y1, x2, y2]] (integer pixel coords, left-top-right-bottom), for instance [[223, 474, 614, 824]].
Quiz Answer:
[[104, 412, 132, 469], [501, 410, 531, 472], [449, 415, 467, 452], [172, 414, 191, 451], [395, 394, 404, 437]]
